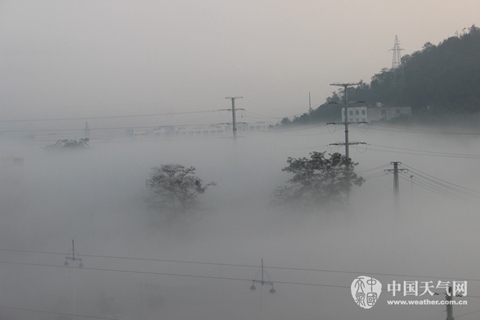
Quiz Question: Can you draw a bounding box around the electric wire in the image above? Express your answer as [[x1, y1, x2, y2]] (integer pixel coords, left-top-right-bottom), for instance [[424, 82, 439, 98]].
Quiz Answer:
[[0, 110, 222, 123], [263, 130, 331, 137], [366, 145, 480, 160], [362, 172, 388, 180], [244, 111, 284, 119], [456, 308, 480, 318], [356, 163, 391, 174], [0, 260, 350, 290], [399, 174, 465, 201], [0, 260, 477, 319], [399, 171, 473, 199], [1, 249, 480, 283], [369, 144, 480, 159], [264, 125, 323, 133], [402, 164, 480, 195], [402, 172, 477, 200], [0, 122, 235, 134], [400, 166, 480, 201], [398, 170, 478, 202], [368, 124, 480, 136], [0, 248, 258, 269]]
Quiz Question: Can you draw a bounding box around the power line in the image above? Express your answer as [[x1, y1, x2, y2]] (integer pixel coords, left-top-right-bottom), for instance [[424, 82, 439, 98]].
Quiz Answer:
[[263, 130, 331, 137], [0, 122, 223, 133], [267, 124, 321, 133], [0, 110, 221, 123], [456, 308, 480, 318], [362, 172, 388, 180], [369, 144, 480, 159], [1, 250, 480, 283], [356, 163, 391, 174], [399, 171, 463, 197], [399, 174, 467, 201], [368, 124, 480, 136], [402, 164, 480, 195], [398, 166, 479, 202], [366, 145, 480, 160], [0, 97, 226, 111], [401, 172, 476, 200], [0, 259, 350, 290], [244, 111, 284, 119], [3, 258, 479, 293], [0, 248, 257, 268]]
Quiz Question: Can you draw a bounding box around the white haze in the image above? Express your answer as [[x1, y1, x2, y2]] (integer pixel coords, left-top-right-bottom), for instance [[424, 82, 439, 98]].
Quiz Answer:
[[0, 127, 479, 320], [1, 0, 480, 318], [1, 0, 480, 124]]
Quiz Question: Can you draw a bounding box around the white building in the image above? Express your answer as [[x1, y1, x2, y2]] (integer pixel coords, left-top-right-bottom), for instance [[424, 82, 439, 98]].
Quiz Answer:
[[342, 104, 411, 123], [341, 106, 368, 123], [367, 105, 412, 122]]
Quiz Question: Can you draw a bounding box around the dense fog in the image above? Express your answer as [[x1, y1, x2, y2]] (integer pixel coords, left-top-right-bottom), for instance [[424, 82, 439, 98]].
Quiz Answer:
[[0, 125, 479, 320]]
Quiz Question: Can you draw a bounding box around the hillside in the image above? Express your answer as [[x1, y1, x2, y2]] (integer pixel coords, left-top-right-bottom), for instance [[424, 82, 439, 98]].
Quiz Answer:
[[282, 25, 480, 126]]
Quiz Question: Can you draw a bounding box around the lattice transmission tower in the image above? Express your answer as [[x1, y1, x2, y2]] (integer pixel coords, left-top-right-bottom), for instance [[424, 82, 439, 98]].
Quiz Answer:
[[389, 35, 405, 89]]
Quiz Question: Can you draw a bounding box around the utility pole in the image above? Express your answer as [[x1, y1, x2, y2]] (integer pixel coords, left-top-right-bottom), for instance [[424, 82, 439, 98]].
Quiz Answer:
[[445, 284, 466, 320], [410, 175, 414, 202], [384, 162, 408, 208], [308, 92, 312, 123], [330, 83, 360, 162], [329, 83, 361, 199], [64, 239, 83, 318], [84, 121, 90, 139], [225, 97, 243, 141], [446, 286, 454, 320]]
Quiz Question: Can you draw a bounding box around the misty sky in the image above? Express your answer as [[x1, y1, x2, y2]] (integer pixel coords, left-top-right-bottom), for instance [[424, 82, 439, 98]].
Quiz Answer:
[[0, 0, 479, 129], [2, 2, 480, 319]]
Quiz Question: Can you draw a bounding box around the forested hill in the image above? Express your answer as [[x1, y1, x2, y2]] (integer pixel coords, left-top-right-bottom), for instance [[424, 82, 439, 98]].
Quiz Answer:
[[282, 25, 480, 126]]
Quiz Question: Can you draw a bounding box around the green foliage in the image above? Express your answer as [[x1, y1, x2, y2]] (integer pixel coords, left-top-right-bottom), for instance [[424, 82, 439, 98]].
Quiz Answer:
[[280, 117, 292, 126], [274, 152, 364, 209], [283, 25, 480, 126], [349, 25, 480, 114], [146, 164, 216, 214], [47, 138, 90, 150]]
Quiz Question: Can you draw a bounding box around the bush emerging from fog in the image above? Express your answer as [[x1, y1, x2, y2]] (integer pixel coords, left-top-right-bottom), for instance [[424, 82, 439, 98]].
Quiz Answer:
[[46, 138, 90, 150], [146, 164, 216, 215], [274, 152, 364, 209]]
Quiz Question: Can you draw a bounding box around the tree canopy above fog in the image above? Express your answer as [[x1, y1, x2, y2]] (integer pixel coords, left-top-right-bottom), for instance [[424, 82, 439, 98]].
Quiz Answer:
[[282, 25, 480, 125], [274, 152, 364, 210], [146, 164, 216, 216]]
